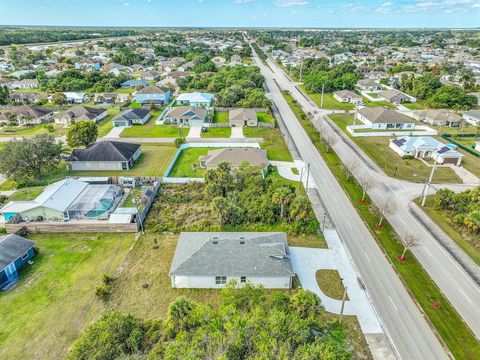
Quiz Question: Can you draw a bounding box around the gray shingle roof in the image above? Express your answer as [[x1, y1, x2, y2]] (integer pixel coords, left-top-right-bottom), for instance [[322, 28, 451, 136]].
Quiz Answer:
[[114, 108, 150, 122], [358, 107, 415, 124], [0, 234, 35, 271], [67, 141, 141, 162], [170, 232, 294, 277]]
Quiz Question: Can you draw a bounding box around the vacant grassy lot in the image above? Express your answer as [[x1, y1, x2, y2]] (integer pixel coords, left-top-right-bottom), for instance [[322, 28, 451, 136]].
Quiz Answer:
[[95, 106, 123, 137], [417, 196, 480, 267], [329, 114, 461, 183], [402, 101, 429, 110], [305, 89, 355, 110], [0, 233, 136, 360], [0, 124, 49, 137], [168, 147, 212, 178], [285, 91, 480, 360], [213, 111, 229, 123], [257, 112, 275, 124], [244, 127, 293, 162], [8, 186, 45, 201], [361, 97, 396, 109], [316, 270, 348, 300], [201, 127, 231, 138]]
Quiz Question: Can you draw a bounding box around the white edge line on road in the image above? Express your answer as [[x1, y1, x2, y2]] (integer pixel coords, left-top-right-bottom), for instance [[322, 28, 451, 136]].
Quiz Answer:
[[388, 296, 399, 312]]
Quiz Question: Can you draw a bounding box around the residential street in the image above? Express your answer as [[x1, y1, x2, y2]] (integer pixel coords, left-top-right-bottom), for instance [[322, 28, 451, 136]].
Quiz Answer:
[[252, 49, 449, 359], [260, 54, 480, 341]]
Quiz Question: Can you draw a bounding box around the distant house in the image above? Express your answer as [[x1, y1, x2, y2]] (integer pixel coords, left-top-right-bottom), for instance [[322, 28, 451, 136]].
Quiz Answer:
[[211, 56, 227, 67], [167, 71, 189, 80], [163, 106, 207, 126], [140, 70, 160, 81], [10, 79, 39, 90], [74, 59, 100, 72], [10, 91, 45, 104], [463, 110, 480, 126], [67, 141, 142, 171], [0, 78, 14, 88], [94, 93, 129, 105], [333, 90, 362, 104], [0, 234, 36, 291], [56, 106, 108, 126], [357, 79, 382, 91], [356, 107, 416, 130], [11, 105, 54, 125], [169, 232, 294, 289], [199, 148, 268, 169], [121, 80, 149, 89], [112, 108, 151, 127], [229, 108, 258, 127], [230, 55, 242, 65], [416, 110, 461, 127], [389, 136, 463, 166], [176, 92, 214, 107], [133, 85, 171, 104], [63, 92, 88, 104], [378, 89, 412, 104]]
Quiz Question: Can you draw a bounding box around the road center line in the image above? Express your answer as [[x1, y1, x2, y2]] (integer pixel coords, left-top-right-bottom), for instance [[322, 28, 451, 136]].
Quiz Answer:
[[388, 296, 399, 311]]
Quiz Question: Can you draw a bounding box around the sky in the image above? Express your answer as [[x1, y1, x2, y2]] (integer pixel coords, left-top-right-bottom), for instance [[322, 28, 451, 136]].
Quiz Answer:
[[0, 0, 479, 28]]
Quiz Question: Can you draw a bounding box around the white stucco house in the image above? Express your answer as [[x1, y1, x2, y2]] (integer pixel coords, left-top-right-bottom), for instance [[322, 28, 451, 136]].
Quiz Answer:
[[333, 90, 362, 104], [169, 232, 295, 289], [356, 107, 416, 130]]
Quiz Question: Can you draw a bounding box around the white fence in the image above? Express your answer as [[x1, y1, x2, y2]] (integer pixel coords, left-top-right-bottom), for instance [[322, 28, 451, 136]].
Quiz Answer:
[[346, 124, 438, 137]]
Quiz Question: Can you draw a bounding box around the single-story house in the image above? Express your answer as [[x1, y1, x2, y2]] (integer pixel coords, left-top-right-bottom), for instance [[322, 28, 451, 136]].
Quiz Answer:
[[11, 105, 54, 125], [463, 110, 480, 126], [0, 78, 14, 87], [140, 70, 160, 81], [212, 56, 227, 67], [229, 108, 258, 127], [176, 92, 214, 107], [63, 92, 88, 104], [163, 106, 207, 126], [112, 108, 151, 127], [67, 141, 142, 171], [74, 59, 100, 72], [10, 91, 45, 104], [166, 71, 189, 80], [121, 80, 149, 89], [333, 90, 362, 104], [0, 234, 36, 290], [0, 178, 123, 222], [169, 232, 294, 289], [133, 85, 171, 104], [10, 79, 39, 90], [416, 109, 461, 127], [389, 136, 464, 166], [378, 89, 412, 104], [230, 55, 242, 65], [56, 106, 108, 126], [356, 107, 416, 130], [199, 148, 268, 169], [94, 93, 129, 105], [357, 79, 382, 91]]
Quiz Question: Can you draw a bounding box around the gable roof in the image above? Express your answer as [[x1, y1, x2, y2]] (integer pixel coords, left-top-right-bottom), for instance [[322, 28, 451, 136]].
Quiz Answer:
[[358, 107, 415, 124], [34, 179, 89, 212], [12, 105, 53, 119], [420, 109, 462, 122], [201, 148, 268, 168], [63, 106, 107, 121], [170, 232, 294, 277], [67, 141, 141, 163], [176, 92, 214, 103], [391, 136, 463, 158], [333, 90, 360, 98], [0, 234, 35, 270], [165, 106, 207, 120], [114, 108, 150, 122], [378, 89, 409, 101], [135, 85, 168, 94], [229, 108, 257, 122]]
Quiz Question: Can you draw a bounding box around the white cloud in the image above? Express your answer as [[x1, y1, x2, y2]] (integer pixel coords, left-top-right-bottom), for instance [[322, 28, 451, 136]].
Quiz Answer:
[[343, 0, 480, 14], [274, 0, 309, 7], [234, 0, 254, 4]]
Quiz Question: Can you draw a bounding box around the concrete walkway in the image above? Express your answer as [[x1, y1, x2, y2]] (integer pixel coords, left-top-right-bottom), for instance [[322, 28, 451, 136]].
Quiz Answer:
[[104, 126, 126, 138], [187, 126, 202, 139], [230, 126, 244, 138], [270, 160, 317, 189]]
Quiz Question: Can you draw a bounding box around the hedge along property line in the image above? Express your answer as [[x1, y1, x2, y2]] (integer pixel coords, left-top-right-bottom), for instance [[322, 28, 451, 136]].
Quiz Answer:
[[282, 92, 480, 360], [442, 134, 480, 158]]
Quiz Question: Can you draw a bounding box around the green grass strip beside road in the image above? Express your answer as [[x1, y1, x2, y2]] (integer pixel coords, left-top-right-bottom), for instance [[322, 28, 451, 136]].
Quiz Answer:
[[283, 92, 480, 360]]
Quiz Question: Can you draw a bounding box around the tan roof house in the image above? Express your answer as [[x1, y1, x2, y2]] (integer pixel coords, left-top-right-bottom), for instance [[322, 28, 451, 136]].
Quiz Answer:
[[356, 107, 416, 130], [229, 108, 258, 127], [199, 148, 268, 169], [333, 90, 362, 104], [416, 109, 461, 127]]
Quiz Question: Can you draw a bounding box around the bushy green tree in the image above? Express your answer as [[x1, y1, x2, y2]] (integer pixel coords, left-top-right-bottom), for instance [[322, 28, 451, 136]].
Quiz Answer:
[[66, 120, 98, 148]]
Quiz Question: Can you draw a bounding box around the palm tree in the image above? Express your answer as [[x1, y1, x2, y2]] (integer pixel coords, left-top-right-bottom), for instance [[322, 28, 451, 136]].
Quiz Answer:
[[272, 187, 293, 220], [289, 196, 312, 222]]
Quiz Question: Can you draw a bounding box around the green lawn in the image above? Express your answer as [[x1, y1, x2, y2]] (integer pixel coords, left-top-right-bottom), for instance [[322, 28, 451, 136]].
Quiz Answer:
[[95, 106, 122, 137], [257, 112, 275, 124], [284, 91, 480, 360], [8, 186, 45, 201], [361, 97, 396, 109], [201, 127, 231, 138], [0, 124, 49, 137], [168, 147, 213, 178], [304, 88, 355, 110], [366, 92, 379, 98], [316, 270, 348, 300], [114, 88, 135, 94], [402, 101, 429, 110], [121, 121, 187, 138], [213, 111, 229, 123], [441, 125, 480, 135], [329, 114, 462, 183], [417, 197, 480, 267], [0, 233, 136, 360], [243, 127, 292, 162]]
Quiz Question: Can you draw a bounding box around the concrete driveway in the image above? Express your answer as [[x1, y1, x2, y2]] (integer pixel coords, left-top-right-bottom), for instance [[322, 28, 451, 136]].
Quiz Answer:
[[104, 126, 126, 138], [230, 126, 244, 138], [187, 126, 202, 139]]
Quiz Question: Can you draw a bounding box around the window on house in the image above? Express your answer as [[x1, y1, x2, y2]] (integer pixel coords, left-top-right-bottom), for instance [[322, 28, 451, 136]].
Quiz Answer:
[[240, 276, 247, 284], [21, 252, 29, 260], [215, 276, 227, 285]]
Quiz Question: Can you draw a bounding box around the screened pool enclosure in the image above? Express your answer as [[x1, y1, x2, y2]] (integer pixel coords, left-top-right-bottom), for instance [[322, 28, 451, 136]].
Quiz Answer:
[[65, 185, 123, 220]]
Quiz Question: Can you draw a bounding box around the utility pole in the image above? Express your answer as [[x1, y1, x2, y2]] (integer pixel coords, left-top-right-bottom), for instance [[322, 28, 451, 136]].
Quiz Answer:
[[322, 212, 327, 232], [320, 83, 325, 109], [299, 61, 304, 82], [305, 162, 310, 190], [421, 153, 439, 207], [352, 104, 358, 135], [340, 283, 348, 324]]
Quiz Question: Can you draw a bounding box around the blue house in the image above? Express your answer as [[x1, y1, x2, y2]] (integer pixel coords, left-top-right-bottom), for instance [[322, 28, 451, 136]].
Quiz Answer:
[[133, 85, 171, 105], [176, 92, 214, 107], [121, 80, 149, 89], [0, 234, 36, 290]]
